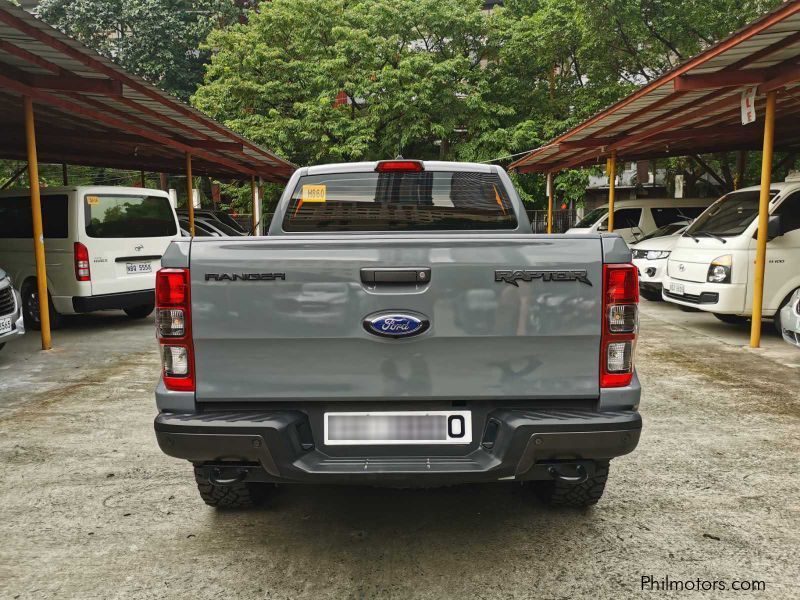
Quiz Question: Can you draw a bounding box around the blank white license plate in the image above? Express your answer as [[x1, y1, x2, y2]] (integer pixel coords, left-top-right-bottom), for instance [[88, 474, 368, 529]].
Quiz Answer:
[[126, 262, 152, 274], [669, 282, 685, 295], [324, 411, 472, 445], [0, 316, 11, 335]]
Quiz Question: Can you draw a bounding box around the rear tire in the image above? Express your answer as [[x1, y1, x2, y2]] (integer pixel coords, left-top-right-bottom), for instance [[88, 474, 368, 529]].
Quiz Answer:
[[21, 281, 63, 330], [194, 467, 273, 508], [123, 303, 154, 319], [532, 462, 609, 507], [713, 313, 748, 325]]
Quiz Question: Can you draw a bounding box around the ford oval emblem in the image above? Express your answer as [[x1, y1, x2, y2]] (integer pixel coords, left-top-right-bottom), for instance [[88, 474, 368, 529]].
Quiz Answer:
[[363, 311, 430, 339]]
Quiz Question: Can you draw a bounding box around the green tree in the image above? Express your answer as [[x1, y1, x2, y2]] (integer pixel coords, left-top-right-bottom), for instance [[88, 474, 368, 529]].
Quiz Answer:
[[192, 0, 508, 166]]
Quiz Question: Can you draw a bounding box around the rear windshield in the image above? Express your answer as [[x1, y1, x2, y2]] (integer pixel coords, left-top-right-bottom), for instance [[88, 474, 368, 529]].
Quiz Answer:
[[686, 190, 777, 237], [282, 171, 517, 232], [0, 194, 68, 239], [84, 194, 177, 238]]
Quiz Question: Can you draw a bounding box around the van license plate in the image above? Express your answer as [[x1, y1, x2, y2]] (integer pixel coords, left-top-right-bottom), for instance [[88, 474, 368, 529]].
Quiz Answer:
[[126, 262, 152, 274], [669, 282, 684, 295], [0, 317, 11, 335], [324, 411, 472, 445]]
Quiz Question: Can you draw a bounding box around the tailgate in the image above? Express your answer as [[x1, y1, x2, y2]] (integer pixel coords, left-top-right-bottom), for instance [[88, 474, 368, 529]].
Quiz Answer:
[[190, 235, 603, 402]]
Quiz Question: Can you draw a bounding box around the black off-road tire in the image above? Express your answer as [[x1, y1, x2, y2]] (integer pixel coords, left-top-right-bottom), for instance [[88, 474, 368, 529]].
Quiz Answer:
[[123, 303, 154, 319], [533, 462, 610, 507], [194, 468, 272, 508]]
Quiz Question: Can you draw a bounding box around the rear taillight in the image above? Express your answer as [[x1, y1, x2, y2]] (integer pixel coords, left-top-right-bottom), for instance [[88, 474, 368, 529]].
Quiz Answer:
[[601, 264, 638, 388], [156, 268, 194, 392], [74, 242, 90, 281], [375, 160, 424, 173]]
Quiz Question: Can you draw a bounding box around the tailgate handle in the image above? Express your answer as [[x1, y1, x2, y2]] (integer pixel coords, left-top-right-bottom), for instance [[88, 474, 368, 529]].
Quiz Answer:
[[360, 268, 431, 284]]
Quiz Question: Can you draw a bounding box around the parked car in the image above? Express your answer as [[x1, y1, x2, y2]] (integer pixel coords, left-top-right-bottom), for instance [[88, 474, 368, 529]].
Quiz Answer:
[[0, 186, 180, 329], [176, 209, 248, 235], [567, 199, 713, 243], [631, 222, 690, 300], [153, 160, 642, 509], [662, 175, 800, 331], [178, 218, 220, 237], [780, 288, 800, 347], [0, 267, 24, 351]]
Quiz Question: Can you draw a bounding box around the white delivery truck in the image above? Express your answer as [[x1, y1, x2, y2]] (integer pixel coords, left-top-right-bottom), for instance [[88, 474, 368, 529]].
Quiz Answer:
[[0, 186, 180, 329], [662, 176, 800, 331]]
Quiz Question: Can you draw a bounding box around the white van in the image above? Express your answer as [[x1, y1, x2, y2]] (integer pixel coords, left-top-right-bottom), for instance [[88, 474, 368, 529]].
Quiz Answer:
[[0, 186, 179, 329], [662, 177, 800, 331], [567, 198, 714, 243]]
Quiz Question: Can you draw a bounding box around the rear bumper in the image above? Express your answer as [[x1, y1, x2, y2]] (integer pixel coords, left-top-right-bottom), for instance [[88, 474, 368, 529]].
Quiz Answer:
[[72, 289, 154, 313], [154, 407, 642, 485]]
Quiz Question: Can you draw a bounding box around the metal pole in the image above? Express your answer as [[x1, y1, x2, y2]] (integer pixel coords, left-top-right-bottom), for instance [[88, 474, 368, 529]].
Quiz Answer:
[[546, 172, 554, 234], [750, 90, 777, 349], [607, 151, 617, 232], [250, 176, 258, 235], [185, 152, 195, 237], [61, 163, 68, 186], [159, 173, 168, 191], [140, 169, 146, 187], [23, 96, 52, 350]]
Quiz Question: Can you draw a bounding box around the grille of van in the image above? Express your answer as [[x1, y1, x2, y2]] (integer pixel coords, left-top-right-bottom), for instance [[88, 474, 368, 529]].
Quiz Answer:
[[0, 286, 15, 316]]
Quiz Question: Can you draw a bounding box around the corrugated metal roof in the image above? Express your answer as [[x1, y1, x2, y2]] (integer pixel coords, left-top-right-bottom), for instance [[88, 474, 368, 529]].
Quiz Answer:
[[509, 1, 800, 173], [0, 1, 295, 181]]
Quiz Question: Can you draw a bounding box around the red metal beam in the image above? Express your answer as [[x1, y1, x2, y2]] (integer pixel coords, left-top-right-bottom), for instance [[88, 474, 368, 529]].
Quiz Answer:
[[0, 60, 122, 95], [759, 63, 800, 93], [0, 39, 64, 74], [674, 70, 765, 91]]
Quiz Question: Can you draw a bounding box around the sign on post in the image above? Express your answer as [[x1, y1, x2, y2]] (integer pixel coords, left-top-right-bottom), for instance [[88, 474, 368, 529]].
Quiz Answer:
[[741, 86, 757, 125]]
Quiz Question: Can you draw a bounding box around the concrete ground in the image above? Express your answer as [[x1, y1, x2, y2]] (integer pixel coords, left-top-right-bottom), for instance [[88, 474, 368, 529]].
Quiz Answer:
[[0, 301, 798, 599]]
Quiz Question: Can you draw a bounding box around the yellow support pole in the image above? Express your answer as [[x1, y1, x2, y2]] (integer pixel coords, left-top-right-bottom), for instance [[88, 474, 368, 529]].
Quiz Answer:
[[607, 151, 617, 232], [23, 96, 52, 351], [250, 176, 257, 235], [750, 90, 777, 349], [185, 152, 195, 237], [546, 172, 554, 234]]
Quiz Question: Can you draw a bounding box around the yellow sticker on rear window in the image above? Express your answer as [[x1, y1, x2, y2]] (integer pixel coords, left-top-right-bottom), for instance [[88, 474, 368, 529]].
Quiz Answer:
[[301, 184, 326, 203], [86, 195, 100, 205]]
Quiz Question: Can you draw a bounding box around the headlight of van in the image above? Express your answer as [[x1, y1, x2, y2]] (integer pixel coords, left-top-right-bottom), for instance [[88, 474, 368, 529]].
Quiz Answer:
[[646, 250, 670, 260], [707, 255, 732, 283]]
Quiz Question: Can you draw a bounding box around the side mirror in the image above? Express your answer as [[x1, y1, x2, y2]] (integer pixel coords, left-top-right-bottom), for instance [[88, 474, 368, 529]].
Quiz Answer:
[[767, 214, 783, 240], [598, 223, 608, 232]]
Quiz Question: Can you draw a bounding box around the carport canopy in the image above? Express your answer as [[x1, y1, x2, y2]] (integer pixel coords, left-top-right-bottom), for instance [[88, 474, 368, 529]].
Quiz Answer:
[[508, 1, 800, 173], [0, 2, 294, 181], [0, 1, 295, 352], [510, 0, 800, 349]]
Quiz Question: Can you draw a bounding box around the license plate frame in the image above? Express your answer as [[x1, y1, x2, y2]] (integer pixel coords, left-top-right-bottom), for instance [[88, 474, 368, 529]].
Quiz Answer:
[[669, 281, 685, 295], [324, 411, 472, 446], [126, 262, 153, 275], [0, 316, 12, 335]]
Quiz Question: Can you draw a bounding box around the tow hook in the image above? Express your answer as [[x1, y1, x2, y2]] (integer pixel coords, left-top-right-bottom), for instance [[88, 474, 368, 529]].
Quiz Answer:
[[209, 467, 247, 486], [547, 464, 588, 485]]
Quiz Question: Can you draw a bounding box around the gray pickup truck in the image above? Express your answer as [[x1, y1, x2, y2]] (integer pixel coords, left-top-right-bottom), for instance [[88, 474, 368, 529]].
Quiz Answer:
[[153, 160, 642, 509]]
